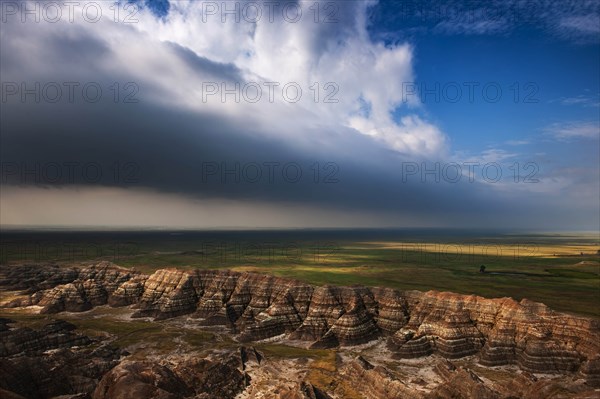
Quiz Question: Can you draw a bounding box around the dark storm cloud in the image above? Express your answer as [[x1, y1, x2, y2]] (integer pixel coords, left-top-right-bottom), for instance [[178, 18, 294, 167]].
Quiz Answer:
[[1, 91, 576, 228]]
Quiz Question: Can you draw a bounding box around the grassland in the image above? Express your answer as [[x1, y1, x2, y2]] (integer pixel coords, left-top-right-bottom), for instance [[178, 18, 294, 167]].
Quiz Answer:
[[1, 230, 599, 317]]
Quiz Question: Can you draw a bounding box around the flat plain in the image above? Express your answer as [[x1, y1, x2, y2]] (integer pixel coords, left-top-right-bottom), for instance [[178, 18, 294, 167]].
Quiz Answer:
[[2, 229, 598, 317]]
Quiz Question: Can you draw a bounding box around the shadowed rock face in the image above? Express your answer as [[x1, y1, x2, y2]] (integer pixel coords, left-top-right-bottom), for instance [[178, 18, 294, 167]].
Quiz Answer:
[[92, 357, 247, 399], [0, 318, 123, 399], [0, 319, 90, 356], [0, 317, 250, 399], [2, 263, 600, 388], [0, 264, 79, 294]]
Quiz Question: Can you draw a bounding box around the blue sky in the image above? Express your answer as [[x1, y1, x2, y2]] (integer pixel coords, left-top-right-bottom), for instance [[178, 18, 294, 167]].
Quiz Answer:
[[139, 0, 170, 18], [369, 0, 600, 152], [411, 30, 598, 153], [371, 0, 600, 191], [1, 0, 599, 229]]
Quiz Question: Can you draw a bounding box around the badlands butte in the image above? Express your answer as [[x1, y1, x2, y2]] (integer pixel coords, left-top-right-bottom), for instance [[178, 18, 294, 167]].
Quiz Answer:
[[0, 262, 599, 399]]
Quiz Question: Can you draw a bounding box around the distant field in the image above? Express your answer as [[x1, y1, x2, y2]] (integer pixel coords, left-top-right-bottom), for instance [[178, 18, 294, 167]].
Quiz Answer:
[[1, 229, 599, 317]]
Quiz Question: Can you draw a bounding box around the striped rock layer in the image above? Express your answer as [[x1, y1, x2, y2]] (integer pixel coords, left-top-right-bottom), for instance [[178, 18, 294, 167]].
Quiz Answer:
[[2, 263, 599, 385]]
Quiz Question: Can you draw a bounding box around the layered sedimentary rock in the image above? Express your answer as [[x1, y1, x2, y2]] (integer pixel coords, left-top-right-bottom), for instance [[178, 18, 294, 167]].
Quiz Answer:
[[1, 348, 122, 399], [92, 355, 247, 399], [297, 382, 333, 399], [321, 355, 600, 399], [93, 361, 194, 399], [108, 274, 148, 307], [1, 262, 140, 313], [0, 263, 79, 293], [289, 285, 380, 348], [0, 319, 123, 398], [0, 319, 90, 356], [428, 360, 498, 399], [427, 359, 600, 399], [0, 315, 248, 399], [336, 356, 423, 398], [132, 269, 198, 319], [1, 263, 599, 386]]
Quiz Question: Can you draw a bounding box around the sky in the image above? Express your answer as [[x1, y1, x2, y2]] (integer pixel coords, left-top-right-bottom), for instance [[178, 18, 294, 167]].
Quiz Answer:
[[0, 0, 599, 230]]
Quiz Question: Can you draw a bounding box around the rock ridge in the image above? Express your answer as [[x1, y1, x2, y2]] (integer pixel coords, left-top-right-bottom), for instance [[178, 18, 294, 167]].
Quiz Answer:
[[1, 263, 599, 385]]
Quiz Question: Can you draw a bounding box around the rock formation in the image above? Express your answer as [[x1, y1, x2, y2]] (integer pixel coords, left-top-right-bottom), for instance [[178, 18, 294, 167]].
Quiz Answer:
[[0, 318, 123, 398], [92, 356, 247, 399], [0, 318, 90, 356], [1, 262, 600, 397]]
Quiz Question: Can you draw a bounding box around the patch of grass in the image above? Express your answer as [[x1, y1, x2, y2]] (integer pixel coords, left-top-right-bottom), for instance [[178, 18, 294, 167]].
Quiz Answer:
[[545, 268, 599, 279], [68, 317, 163, 346], [182, 330, 215, 347], [256, 343, 330, 360], [0, 310, 53, 329]]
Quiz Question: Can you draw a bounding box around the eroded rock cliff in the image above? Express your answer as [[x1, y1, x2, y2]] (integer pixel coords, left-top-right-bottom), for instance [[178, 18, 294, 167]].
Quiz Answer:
[[1, 262, 599, 392]]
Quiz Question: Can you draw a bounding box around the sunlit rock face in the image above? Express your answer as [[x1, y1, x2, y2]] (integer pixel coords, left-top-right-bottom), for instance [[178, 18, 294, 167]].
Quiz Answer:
[[1, 263, 599, 387], [132, 268, 198, 319]]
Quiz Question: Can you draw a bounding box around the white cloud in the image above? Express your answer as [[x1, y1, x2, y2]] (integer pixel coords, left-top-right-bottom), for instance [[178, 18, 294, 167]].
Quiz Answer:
[[1, 1, 446, 158], [392, 0, 600, 42], [560, 15, 600, 34], [434, 14, 509, 35], [545, 122, 600, 140], [559, 95, 600, 108], [505, 140, 530, 146], [463, 148, 518, 164]]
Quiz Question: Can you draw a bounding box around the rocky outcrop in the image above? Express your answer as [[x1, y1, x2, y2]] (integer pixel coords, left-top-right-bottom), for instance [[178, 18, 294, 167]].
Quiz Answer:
[[288, 285, 380, 348], [0, 263, 79, 293], [0, 313, 248, 399], [0, 346, 122, 399], [0, 319, 122, 399], [336, 356, 424, 398], [427, 359, 600, 399], [92, 360, 193, 399], [327, 355, 600, 399], [428, 360, 498, 399], [1, 262, 140, 312], [2, 263, 599, 385], [297, 382, 333, 399], [0, 319, 91, 356], [132, 269, 197, 319], [108, 274, 148, 307], [92, 355, 247, 399]]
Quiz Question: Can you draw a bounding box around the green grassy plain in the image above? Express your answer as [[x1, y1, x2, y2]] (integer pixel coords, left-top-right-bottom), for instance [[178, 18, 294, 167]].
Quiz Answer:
[[1, 230, 599, 317]]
